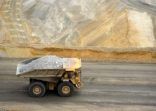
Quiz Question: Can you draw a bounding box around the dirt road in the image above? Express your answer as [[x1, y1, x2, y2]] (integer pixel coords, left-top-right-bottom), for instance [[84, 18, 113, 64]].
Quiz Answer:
[[0, 58, 156, 111]]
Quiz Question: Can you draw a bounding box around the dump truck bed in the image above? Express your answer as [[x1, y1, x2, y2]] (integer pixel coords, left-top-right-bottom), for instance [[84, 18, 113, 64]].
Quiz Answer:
[[17, 69, 65, 78], [16, 56, 81, 77]]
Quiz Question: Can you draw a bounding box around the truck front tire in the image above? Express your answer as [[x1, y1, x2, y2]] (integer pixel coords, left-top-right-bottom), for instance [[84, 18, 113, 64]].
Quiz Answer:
[[28, 82, 46, 97], [57, 82, 74, 97]]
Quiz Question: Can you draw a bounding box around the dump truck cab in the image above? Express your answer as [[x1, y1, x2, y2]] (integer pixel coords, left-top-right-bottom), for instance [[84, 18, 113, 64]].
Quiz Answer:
[[16, 56, 81, 97]]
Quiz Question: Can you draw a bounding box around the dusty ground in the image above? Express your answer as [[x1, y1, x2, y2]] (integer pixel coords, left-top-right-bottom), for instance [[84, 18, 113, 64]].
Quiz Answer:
[[1, 46, 156, 63], [0, 0, 156, 64], [15, 0, 156, 63], [0, 0, 156, 51], [0, 58, 156, 111], [30, 48, 156, 63]]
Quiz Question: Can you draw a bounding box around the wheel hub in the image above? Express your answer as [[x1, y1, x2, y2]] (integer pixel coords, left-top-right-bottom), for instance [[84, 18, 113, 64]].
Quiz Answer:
[[62, 86, 70, 94], [33, 86, 41, 95]]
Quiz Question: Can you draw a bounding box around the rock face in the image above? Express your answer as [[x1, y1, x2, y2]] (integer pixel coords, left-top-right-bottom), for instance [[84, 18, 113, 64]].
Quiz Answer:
[[0, 0, 155, 57]]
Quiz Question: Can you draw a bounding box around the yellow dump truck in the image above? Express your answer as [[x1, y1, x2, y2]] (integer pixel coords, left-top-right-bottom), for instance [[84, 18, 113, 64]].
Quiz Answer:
[[16, 56, 81, 97]]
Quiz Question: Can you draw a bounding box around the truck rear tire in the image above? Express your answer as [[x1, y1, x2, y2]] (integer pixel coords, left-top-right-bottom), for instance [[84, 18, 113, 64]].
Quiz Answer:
[[28, 82, 46, 97], [57, 82, 74, 97]]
